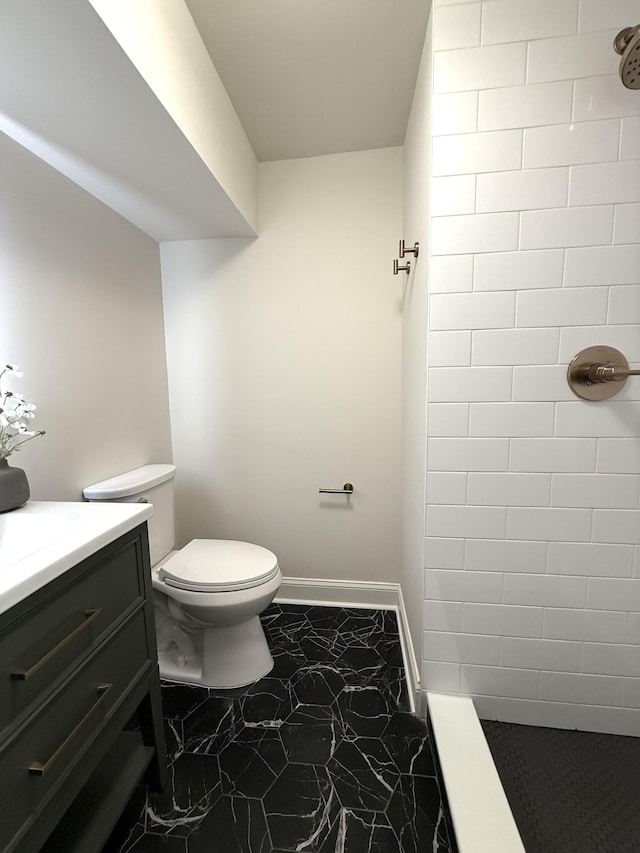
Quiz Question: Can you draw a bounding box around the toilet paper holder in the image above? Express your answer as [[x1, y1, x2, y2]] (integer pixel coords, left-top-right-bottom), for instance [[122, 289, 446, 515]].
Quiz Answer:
[[319, 483, 354, 495]]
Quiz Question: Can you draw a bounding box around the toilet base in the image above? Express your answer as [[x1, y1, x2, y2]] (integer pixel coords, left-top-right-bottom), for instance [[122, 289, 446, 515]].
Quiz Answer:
[[203, 616, 274, 688], [157, 615, 274, 689]]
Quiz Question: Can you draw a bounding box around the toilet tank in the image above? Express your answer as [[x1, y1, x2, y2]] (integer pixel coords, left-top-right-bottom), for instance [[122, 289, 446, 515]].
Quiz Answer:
[[83, 464, 176, 567]]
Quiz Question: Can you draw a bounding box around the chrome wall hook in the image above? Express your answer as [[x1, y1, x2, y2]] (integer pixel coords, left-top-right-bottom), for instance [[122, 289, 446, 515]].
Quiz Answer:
[[399, 240, 420, 258], [393, 259, 411, 275]]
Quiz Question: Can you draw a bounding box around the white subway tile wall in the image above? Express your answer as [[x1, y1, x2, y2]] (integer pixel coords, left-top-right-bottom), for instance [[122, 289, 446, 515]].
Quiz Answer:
[[476, 168, 569, 213], [425, 0, 640, 736], [620, 116, 640, 160], [478, 82, 573, 131], [578, 0, 640, 34], [474, 249, 565, 291]]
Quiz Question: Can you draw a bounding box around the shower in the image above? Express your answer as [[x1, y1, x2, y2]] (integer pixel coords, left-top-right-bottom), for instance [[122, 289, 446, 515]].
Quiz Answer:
[[614, 25, 640, 88]]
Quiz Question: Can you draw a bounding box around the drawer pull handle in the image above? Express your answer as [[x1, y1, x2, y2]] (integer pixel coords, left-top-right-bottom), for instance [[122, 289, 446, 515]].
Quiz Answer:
[[11, 608, 102, 681], [28, 683, 113, 776]]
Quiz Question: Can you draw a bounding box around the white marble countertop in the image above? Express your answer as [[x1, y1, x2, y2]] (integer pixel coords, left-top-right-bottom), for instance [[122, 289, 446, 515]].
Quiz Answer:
[[0, 500, 153, 616]]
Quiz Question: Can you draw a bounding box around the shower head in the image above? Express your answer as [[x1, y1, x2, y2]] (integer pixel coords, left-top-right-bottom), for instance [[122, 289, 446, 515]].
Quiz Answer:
[[614, 25, 640, 89]]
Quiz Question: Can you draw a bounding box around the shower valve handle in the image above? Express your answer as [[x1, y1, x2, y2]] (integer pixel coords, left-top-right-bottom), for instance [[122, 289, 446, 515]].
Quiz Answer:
[[568, 345, 640, 401], [587, 363, 640, 383]]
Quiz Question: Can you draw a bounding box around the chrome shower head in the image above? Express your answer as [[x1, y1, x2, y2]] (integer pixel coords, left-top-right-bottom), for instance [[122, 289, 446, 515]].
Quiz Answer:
[[614, 25, 640, 89]]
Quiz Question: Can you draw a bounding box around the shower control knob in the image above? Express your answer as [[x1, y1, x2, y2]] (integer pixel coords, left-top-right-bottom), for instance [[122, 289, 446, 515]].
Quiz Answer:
[[567, 345, 640, 400]]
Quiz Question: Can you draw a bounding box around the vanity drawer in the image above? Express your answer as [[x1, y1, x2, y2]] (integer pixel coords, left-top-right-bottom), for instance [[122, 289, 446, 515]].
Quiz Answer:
[[0, 536, 146, 734], [0, 611, 150, 853]]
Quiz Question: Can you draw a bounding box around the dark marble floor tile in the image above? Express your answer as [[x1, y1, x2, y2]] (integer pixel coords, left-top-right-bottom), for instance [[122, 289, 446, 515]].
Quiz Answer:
[[290, 664, 346, 706], [270, 643, 307, 678], [160, 683, 210, 720], [375, 637, 404, 667], [104, 604, 453, 853], [265, 625, 309, 649], [181, 696, 238, 755], [346, 608, 399, 636], [327, 737, 397, 811], [386, 774, 450, 853], [378, 610, 401, 635], [146, 752, 221, 837], [336, 645, 387, 681], [334, 685, 392, 737], [239, 676, 293, 726], [299, 629, 347, 664], [187, 796, 271, 853], [218, 727, 286, 798], [280, 704, 343, 765], [164, 717, 184, 763], [338, 614, 385, 645], [262, 606, 309, 637], [304, 605, 347, 629], [382, 712, 436, 777], [321, 809, 403, 853], [264, 603, 306, 619], [378, 666, 411, 712], [128, 834, 187, 852], [263, 764, 337, 851]]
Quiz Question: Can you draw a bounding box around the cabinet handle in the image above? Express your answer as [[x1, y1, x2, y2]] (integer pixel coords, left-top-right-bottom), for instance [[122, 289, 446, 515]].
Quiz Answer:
[[28, 683, 113, 776], [11, 608, 102, 681]]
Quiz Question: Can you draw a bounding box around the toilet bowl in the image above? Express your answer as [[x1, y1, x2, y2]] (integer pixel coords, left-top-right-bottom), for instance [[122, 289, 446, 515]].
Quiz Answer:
[[83, 465, 282, 689], [153, 538, 282, 687]]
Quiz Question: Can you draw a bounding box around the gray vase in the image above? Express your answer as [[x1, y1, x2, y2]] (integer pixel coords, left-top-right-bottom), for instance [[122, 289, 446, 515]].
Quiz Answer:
[[0, 458, 30, 512]]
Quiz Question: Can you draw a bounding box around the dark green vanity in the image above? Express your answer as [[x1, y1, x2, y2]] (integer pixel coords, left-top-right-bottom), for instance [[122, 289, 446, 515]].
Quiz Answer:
[[0, 519, 167, 853]]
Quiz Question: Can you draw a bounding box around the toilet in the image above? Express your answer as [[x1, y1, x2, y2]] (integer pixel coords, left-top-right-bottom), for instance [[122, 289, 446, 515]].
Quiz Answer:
[[83, 464, 282, 689]]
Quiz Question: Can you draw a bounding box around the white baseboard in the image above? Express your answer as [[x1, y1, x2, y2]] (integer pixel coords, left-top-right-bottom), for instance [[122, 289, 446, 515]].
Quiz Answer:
[[396, 583, 421, 715], [276, 576, 420, 713], [277, 576, 399, 609]]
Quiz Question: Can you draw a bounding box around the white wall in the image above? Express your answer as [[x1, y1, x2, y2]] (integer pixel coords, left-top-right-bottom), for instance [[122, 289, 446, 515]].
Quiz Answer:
[[423, 0, 640, 736], [402, 17, 433, 657], [0, 131, 173, 500], [161, 147, 403, 583]]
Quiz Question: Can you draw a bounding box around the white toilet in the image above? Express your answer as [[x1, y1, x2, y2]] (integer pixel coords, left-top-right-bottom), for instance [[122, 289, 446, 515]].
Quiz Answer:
[[83, 464, 282, 689]]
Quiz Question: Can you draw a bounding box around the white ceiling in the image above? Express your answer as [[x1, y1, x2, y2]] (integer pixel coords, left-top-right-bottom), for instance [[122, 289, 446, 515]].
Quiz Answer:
[[185, 0, 431, 162]]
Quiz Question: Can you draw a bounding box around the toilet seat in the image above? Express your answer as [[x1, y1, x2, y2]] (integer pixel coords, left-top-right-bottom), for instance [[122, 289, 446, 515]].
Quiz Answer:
[[157, 539, 280, 593]]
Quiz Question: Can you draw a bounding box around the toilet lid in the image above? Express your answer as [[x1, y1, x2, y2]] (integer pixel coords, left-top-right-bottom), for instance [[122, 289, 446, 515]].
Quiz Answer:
[[157, 539, 280, 592]]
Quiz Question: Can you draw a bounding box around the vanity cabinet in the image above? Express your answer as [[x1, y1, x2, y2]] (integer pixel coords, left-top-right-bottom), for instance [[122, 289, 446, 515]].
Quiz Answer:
[[0, 522, 167, 853]]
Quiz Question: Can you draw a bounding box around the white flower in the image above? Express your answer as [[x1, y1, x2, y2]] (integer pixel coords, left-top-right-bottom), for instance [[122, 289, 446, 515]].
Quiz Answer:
[[11, 395, 37, 418], [16, 423, 37, 436], [7, 392, 35, 407], [0, 360, 44, 459], [1, 362, 23, 378]]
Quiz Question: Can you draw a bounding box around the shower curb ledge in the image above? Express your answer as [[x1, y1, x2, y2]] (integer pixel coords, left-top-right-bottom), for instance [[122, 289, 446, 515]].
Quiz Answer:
[[427, 692, 526, 853], [276, 577, 420, 713]]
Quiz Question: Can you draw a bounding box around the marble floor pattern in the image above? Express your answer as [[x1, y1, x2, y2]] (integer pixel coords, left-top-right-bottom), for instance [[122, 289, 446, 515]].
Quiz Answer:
[[104, 604, 454, 853]]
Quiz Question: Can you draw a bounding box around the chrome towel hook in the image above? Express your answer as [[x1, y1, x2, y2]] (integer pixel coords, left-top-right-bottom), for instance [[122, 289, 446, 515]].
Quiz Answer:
[[393, 259, 411, 275], [399, 240, 420, 258]]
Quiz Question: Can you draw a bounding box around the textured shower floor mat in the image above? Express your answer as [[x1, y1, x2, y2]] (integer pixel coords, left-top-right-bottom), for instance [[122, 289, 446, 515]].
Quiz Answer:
[[103, 603, 454, 852], [481, 719, 640, 853]]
